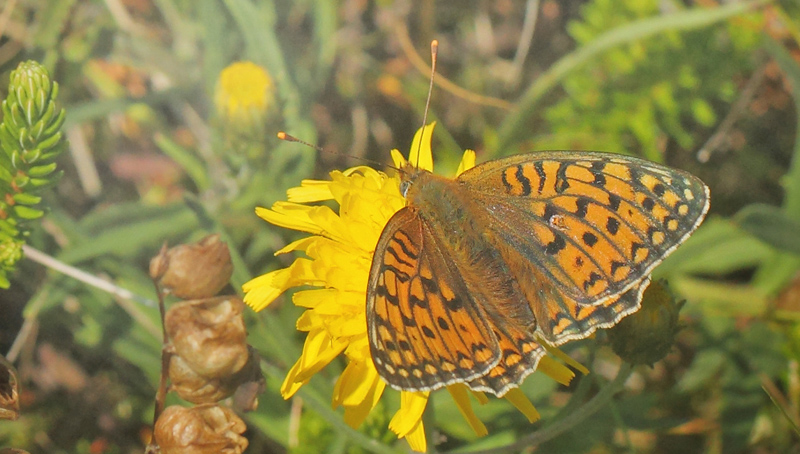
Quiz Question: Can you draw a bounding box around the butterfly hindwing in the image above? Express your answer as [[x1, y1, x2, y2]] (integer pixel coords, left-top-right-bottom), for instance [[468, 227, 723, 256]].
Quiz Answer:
[[458, 151, 709, 306], [466, 322, 545, 396], [367, 207, 501, 392]]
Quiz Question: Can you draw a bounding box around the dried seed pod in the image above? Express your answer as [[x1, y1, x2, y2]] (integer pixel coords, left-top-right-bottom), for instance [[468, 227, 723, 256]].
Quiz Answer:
[[231, 347, 265, 412], [165, 296, 248, 379], [150, 234, 233, 299], [154, 405, 248, 454], [169, 354, 235, 404], [169, 346, 263, 406], [0, 355, 19, 421]]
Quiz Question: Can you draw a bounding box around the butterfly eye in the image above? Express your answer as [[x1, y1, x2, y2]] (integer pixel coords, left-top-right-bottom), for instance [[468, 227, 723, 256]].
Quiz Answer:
[[399, 181, 411, 197]]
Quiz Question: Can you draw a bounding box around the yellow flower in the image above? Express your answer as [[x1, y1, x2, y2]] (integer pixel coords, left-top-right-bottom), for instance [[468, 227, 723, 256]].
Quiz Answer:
[[244, 124, 580, 451], [214, 61, 274, 125]]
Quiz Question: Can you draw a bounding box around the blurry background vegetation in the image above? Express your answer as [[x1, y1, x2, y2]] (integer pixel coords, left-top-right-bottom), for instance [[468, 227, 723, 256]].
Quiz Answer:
[[1, 0, 800, 453]]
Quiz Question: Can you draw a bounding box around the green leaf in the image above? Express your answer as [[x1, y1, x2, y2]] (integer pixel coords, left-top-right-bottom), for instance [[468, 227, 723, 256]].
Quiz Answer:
[[57, 206, 197, 264], [13, 205, 43, 220], [153, 133, 210, 191], [735, 204, 800, 255], [496, 0, 768, 153], [654, 218, 773, 277], [12, 192, 42, 205]]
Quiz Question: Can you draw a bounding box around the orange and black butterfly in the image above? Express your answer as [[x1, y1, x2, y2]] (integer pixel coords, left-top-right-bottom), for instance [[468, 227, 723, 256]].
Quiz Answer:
[[366, 151, 709, 397]]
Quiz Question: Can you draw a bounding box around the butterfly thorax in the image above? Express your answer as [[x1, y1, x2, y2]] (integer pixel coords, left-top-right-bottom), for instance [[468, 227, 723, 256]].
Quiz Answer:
[[399, 165, 536, 329]]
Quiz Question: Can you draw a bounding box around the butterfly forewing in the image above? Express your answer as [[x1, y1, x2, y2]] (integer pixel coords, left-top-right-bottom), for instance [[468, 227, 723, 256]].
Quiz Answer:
[[458, 151, 709, 309], [367, 208, 502, 392]]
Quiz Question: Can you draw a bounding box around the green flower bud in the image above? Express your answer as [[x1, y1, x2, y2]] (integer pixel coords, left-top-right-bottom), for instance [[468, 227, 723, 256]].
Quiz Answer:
[[607, 280, 684, 366]]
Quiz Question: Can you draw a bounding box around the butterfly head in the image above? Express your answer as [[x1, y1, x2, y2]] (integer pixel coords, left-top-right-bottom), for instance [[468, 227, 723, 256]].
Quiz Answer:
[[397, 162, 436, 200]]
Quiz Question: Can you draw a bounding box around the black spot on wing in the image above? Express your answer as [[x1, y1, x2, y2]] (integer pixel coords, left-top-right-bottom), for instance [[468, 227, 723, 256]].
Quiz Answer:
[[544, 234, 567, 255], [534, 161, 546, 194], [556, 162, 571, 193], [608, 193, 621, 211], [575, 197, 590, 218], [582, 231, 598, 247], [515, 165, 532, 196], [606, 217, 620, 235]]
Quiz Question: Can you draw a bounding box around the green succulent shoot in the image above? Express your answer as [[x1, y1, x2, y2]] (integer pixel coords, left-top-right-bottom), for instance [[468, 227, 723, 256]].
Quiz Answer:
[[0, 61, 67, 288]]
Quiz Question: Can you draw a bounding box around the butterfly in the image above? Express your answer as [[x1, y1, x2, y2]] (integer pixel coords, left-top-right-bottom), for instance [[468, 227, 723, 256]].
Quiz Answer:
[[366, 151, 709, 397]]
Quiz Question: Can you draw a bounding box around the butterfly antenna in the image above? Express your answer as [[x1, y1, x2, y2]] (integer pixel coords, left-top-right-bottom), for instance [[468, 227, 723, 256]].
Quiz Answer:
[[415, 40, 438, 169], [276, 132, 394, 170]]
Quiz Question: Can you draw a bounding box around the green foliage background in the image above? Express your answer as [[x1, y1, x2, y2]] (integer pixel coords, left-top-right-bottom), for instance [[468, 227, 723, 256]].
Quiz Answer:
[[1, 0, 800, 453]]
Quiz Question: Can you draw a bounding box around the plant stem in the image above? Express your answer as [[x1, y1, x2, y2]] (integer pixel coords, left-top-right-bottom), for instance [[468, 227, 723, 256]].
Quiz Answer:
[[22, 245, 156, 308]]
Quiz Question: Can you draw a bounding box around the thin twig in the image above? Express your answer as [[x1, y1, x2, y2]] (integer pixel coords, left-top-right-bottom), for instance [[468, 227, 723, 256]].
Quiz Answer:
[[449, 363, 634, 454], [507, 0, 541, 89], [395, 22, 514, 111], [66, 126, 103, 198], [22, 245, 156, 308], [696, 63, 767, 163]]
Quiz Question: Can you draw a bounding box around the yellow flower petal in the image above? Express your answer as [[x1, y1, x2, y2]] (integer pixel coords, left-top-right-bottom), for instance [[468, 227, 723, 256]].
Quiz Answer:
[[256, 203, 323, 235], [293, 288, 361, 311], [504, 388, 540, 423], [456, 149, 476, 176], [470, 389, 490, 405], [275, 237, 316, 255], [389, 391, 430, 438], [342, 373, 386, 429], [242, 267, 295, 311], [334, 359, 381, 408], [391, 149, 406, 168], [537, 356, 577, 386], [447, 384, 488, 437], [287, 179, 334, 203], [404, 421, 427, 453], [281, 328, 348, 398], [344, 336, 371, 362], [408, 122, 435, 171], [543, 343, 589, 376]]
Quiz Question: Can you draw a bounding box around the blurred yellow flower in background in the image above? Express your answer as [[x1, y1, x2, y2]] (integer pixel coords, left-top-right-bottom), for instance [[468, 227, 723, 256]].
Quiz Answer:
[[215, 61, 274, 123]]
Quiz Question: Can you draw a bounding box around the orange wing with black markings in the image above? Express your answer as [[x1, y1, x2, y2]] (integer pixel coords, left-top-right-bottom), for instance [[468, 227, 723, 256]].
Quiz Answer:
[[459, 152, 709, 300], [367, 207, 502, 392]]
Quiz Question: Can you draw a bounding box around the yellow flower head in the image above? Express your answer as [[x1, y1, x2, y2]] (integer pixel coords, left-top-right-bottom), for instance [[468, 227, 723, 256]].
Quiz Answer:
[[244, 124, 579, 451], [215, 61, 274, 125]]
